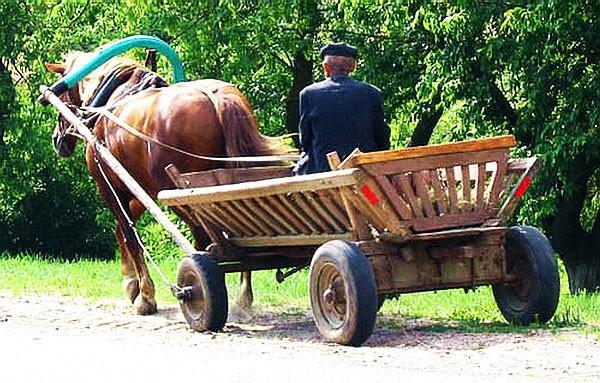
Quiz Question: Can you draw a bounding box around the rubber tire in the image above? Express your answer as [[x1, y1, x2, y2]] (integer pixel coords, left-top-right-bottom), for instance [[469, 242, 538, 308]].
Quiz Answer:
[[309, 240, 378, 346], [177, 252, 228, 332], [492, 226, 560, 325]]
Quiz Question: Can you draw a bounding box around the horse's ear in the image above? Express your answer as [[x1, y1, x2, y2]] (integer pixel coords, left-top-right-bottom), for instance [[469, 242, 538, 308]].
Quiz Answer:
[[45, 63, 65, 75]]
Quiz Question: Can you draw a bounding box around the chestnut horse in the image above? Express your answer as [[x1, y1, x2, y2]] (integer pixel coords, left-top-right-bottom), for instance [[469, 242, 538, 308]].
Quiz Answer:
[[46, 52, 294, 315]]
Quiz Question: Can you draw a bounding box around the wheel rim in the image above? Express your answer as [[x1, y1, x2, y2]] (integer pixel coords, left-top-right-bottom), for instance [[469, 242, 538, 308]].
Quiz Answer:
[[316, 263, 347, 329], [504, 242, 534, 311], [180, 267, 206, 323]]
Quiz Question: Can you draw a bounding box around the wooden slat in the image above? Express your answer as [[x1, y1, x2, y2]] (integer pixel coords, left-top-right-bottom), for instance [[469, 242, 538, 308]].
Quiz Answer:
[[476, 163, 486, 210], [487, 152, 509, 209], [429, 169, 448, 215], [231, 200, 271, 236], [304, 192, 344, 233], [217, 201, 263, 236], [263, 195, 305, 234], [414, 171, 436, 217], [210, 203, 247, 237], [394, 174, 423, 218], [445, 167, 460, 214], [256, 197, 298, 234], [338, 186, 371, 240], [200, 204, 242, 237], [276, 194, 319, 234], [229, 233, 353, 247], [167, 165, 294, 189], [293, 193, 332, 233], [241, 199, 287, 235], [341, 135, 516, 167], [188, 205, 224, 243], [460, 165, 471, 208], [375, 175, 413, 220], [317, 190, 351, 229], [158, 168, 360, 206]]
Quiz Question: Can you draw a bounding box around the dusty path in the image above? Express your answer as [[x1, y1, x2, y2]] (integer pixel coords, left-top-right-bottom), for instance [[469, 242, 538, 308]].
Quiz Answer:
[[0, 293, 598, 382]]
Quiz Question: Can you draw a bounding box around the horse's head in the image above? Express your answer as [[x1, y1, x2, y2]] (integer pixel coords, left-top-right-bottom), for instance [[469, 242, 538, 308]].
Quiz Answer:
[[45, 52, 96, 157]]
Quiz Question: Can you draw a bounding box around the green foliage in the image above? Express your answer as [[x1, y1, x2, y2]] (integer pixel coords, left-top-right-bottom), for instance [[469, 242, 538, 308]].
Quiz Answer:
[[1, 0, 600, 287]]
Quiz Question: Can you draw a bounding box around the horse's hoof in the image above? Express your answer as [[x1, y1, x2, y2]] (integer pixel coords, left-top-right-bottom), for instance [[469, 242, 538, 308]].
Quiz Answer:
[[122, 277, 140, 303], [237, 295, 253, 311], [134, 295, 157, 315]]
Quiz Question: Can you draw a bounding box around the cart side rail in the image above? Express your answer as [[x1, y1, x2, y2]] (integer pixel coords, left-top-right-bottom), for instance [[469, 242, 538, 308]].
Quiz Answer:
[[337, 135, 525, 233], [158, 169, 360, 246]]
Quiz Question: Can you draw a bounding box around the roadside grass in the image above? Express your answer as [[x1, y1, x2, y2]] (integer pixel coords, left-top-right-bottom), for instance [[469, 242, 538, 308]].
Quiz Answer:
[[1, 252, 598, 337]]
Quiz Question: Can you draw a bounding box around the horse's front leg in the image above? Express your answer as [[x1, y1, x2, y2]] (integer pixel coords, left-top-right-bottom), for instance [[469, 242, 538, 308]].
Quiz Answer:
[[122, 199, 157, 315], [238, 271, 253, 310]]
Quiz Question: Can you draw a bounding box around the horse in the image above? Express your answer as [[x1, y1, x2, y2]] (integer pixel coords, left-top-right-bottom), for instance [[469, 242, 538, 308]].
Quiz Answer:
[[45, 52, 295, 315]]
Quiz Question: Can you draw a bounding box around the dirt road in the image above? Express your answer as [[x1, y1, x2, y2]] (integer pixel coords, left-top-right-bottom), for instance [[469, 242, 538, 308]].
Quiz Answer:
[[0, 293, 598, 382]]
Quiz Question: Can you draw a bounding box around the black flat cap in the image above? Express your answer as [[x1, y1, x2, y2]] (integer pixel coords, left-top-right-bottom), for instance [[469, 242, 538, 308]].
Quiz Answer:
[[320, 42, 358, 59]]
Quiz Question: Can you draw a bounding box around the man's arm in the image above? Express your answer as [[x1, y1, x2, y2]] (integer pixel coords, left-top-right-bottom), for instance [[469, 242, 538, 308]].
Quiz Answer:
[[372, 92, 390, 150], [298, 89, 312, 151]]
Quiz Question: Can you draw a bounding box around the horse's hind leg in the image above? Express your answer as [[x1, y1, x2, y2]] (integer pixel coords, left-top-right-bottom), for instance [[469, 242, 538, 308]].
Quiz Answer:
[[238, 271, 253, 310]]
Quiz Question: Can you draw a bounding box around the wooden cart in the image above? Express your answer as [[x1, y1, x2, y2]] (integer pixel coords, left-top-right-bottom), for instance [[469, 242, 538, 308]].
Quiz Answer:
[[158, 135, 560, 346]]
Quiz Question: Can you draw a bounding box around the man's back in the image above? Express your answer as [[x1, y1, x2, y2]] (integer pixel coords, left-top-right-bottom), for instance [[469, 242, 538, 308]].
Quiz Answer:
[[298, 74, 389, 174]]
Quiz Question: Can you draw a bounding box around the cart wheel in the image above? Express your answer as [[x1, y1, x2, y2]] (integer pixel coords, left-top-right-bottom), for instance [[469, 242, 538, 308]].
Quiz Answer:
[[177, 252, 228, 332], [492, 226, 560, 325], [309, 240, 377, 346]]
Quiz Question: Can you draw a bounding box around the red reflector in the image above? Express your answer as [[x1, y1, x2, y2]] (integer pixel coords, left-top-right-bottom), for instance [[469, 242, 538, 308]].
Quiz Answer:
[[514, 176, 532, 198], [360, 185, 380, 205]]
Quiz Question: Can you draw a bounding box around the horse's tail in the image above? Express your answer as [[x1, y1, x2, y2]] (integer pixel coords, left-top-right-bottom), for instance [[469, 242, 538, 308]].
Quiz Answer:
[[216, 89, 296, 166]]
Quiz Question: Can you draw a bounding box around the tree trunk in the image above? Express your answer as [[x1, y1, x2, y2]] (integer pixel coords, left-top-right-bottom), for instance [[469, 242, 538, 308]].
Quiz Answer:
[[546, 165, 600, 293], [0, 60, 15, 157], [285, 51, 313, 147], [409, 103, 443, 147]]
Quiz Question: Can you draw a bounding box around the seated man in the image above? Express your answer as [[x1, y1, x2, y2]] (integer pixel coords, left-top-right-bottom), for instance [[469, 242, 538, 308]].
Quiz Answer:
[[295, 42, 390, 175]]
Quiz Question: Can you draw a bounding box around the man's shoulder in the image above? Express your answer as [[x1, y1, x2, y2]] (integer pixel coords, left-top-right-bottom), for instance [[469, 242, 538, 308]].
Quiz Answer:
[[300, 79, 331, 95], [352, 79, 382, 95]]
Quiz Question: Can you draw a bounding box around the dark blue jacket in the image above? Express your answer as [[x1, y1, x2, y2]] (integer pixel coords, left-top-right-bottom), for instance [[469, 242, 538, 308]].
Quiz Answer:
[[296, 74, 390, 174]]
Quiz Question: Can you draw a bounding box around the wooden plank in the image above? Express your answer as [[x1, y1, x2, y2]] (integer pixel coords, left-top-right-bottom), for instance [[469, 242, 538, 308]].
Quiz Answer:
[[229, 233, 353, 247], [497, 157, 539, 224], [395, 174, 423, 218], [476, 163, 486, 210], [230, 200, 271, 236], [199, 204, 242, 237], [187, 205, 224, 243], [262, 196, 303, 235], [317, 190, 351, 229], [375, 175, 413, 220], [339, 186, 372, 240], [255, 197, 298, 234], [487, 152, 509, 209], [304, 192, 344, 233], [409, 226, 507, 242], [276, 194, 318, 234], [158, 168, 360, 206], [241, 199, 288, 235], [169, 166, 294, 189], [445, 166, 460, 214], [326, 151, 342, 170], [460, 164, 472, 210], [217, 201, 263, 236], [429, 169, 448, 215], [362, 149, 508, 177], [412, 211, 491, 232], [208, 203, 246, 237], [352, 178, 409, 236], [414, 171, 436, 217], [341, 135, 516, 167], [292, 193, 332, 233]]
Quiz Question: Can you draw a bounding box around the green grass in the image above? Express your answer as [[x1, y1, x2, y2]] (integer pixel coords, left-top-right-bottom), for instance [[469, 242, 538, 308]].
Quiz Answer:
[[1, 252, 598, 336]]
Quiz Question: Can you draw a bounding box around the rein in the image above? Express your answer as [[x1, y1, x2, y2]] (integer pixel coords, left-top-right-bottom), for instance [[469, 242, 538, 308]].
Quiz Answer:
[[83, 105, 299, 163]]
